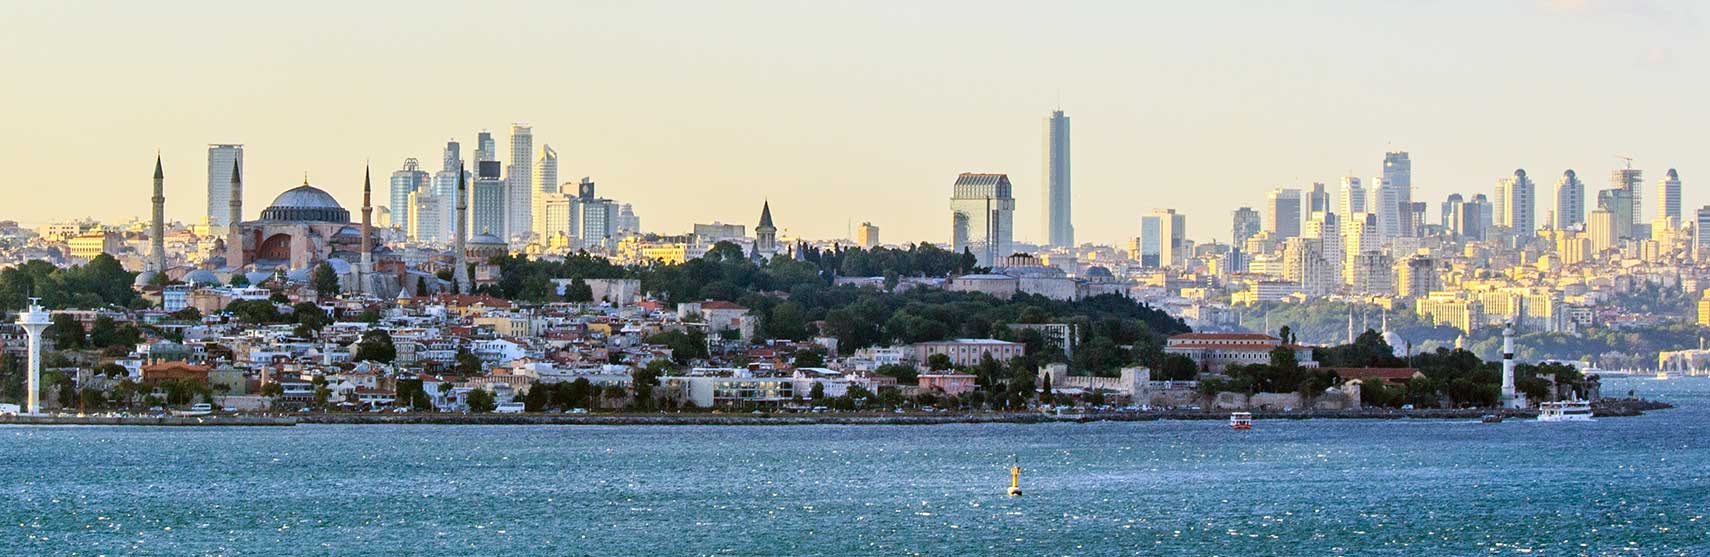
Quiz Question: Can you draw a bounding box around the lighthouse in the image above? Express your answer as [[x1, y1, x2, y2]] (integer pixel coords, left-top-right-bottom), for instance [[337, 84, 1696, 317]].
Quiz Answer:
[[1500, 324, 1522, 408], [16, 298, 51, 415]]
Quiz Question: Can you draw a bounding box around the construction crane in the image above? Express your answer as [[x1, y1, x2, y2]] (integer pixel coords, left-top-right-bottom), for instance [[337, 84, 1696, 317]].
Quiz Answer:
[[1616, 155, 1634, 169]]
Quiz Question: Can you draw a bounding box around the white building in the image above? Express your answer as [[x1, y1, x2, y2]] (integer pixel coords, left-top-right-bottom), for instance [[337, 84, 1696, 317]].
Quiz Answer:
[[206, 144, 244, 234], [506, 124, 534, 241]]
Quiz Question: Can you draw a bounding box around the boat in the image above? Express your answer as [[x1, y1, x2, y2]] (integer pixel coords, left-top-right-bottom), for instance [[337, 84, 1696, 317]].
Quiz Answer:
[[1537, 400, 1593, 422], [1229, 412, 1253, 430], [1481, 414, 1503, 423], [172, 403, 213, 417], [1655, 371, 1670, 380]]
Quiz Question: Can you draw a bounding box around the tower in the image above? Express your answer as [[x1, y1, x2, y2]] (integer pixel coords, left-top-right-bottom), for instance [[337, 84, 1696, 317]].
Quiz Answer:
[[206, 144, 244, 234], [360, 164, 374, 296], [150, 154, 166, 274], [453, 163, 470, 294], [224, 158, 243, 269], [1043, 109, 1073, 248], [755, 201, 777, 258], [1554, 170, 1585, 229], [17, 299, 50, 415], [506, 124, 534, 241], [1501, 324, 1519, 408]]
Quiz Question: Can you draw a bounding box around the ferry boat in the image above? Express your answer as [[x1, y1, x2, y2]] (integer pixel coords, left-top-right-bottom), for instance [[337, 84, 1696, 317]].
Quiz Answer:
[[1537, 400, 1593, 422], [171, 403, 213, 417], [1229, 412, 1253, 430]]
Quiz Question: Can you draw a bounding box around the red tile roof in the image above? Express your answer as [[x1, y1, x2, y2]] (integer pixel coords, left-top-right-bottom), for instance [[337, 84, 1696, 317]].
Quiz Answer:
[[1170, 333, 1279, 341]]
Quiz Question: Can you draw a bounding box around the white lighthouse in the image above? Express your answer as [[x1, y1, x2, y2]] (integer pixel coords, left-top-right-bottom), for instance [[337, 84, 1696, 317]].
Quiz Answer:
[[16, 298, 51, 415], [1500, 323, 1525, 408]]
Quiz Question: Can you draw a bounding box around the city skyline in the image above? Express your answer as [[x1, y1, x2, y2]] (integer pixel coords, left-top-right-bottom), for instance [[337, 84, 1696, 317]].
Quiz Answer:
[[3, 2, 1706, 245]]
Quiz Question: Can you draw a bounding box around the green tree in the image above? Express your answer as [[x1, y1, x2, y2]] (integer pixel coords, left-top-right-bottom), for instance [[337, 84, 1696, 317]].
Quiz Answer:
[[454, 348, 483, 374], [792, 348, 825, 368], [88, 315, 119, 347], [312, 262, 340, 296], [809, 381, 826, 401], [354, 329, 397, 363], [46, 314, 86, 349], [926, 353, 953, 371], [564, 277, 594, 303]]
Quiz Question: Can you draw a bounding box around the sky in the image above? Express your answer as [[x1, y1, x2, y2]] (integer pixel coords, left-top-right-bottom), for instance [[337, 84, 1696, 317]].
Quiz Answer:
[[1, 1, 1705, 245]]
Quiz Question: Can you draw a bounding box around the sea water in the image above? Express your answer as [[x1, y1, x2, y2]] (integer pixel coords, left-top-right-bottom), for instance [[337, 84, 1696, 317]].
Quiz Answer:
[[2, 377, 1706, 556]]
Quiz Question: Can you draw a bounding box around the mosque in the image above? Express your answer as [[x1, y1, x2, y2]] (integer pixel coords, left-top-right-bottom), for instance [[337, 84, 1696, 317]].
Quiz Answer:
[[218, 173, 399, 296]]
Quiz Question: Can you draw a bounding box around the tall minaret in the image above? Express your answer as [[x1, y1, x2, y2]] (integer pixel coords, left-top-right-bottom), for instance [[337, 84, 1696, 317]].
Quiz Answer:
[[224, 158, 243, 270], [1501, 323, 1518, 407], [150, 154, 166, 274], [453, 162, 470, 294], [359, 164, 374, 296]]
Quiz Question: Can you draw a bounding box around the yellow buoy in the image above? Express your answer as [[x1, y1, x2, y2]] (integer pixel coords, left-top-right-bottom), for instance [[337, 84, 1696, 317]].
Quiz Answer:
[[1007, 463, 1022, 496]]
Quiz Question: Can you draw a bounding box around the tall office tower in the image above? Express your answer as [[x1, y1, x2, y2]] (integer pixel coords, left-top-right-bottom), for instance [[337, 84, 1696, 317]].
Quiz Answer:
[[1497, 169, 1535, 235], [206, 144, 244, 234], [1473, 194, 1494, 235], [506, 124, 534, 240], [453, 164, 470, 294], [471, 160, 506, 240], [1554, 170, 1585, 229], [1657, 168, 1682, 224], [1141, 209, 1187, 268], [1371, 176, 1400, 239], [1339, 177, 1365, 216], [407, 189, 440, 244], [1341, 212, 1378, 285], [389, 158, 430, 235], [1596, 188, 1635, 241], [857, 222, 880, 249], [531, 145, 558, 241], [1696, 206, 1710, 256], [1441, 193, 1463, 228], [149, 155, 166, 274], [1304, 211, 1342, 281], [1231, 207, 1261, 245], [949, 173, 1015, 267], [617, 204, 640, 234], [1382, 151, 1412, 207], [1042, 109, 1073, 247], [1265, 188, 1302, 239], [1588, 208, 1618, 253], [224, 159, 243, 269], [1136, 215, 1161, 267], [1307, 182, 1331, 215], [475, 131, 497, 163], [574, 181, 620, 251], [432, 140, 465, 243], [1396, 254, 1438, 299], [1403, 202, 1427, 237], [1282, 237, 1334, 296], [442, 139, 461, 173], [1611, 164, 1643, 236]]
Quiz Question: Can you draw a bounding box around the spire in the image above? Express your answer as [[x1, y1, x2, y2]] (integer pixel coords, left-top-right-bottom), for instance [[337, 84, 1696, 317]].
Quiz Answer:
[[153, 154, 164, 180], [362, 164, 372, 204], [758, 200, 774, 229], [303, 171, 309, 186], [231, 158, 242, 185]]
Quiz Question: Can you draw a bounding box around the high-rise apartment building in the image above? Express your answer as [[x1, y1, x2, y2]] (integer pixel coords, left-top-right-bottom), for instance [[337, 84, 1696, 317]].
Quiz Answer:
[[1043, 109, 1073, 247], [532, 145, 559, 241], [1231, 207, 1261, 245], [1657, 168, 1681, 224], [949, 173, 1015, 267], [1141, 209, 1187, 268], [1554, 170, 1585, 229], [1383, 151, 1412, 206], [506, 124, 534, 241], [857, 222, 880, 249], [206, 144, 244, 234], [1265, 188, 1302, 239], [1588, 208, 1619, 253], [1372, 176, 1400, 239], [1696, 206, 1710, 256], [1497, 169, 1535, 235], [1341, 212, 1378, 285], [431, 141, 466, 244], [389, 158, 429, 235], [1596, 188, 1634, 241]]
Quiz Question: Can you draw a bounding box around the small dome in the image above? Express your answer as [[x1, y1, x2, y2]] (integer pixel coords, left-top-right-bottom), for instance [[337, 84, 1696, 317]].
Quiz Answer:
[[1513, 168, 1527, 178], [133, 271, 157, 287], [1563, 169, 1576, 178], [184, 269, 219, 285], [1667, 168, 1679, 179], [244, 271, 273, 285], [286, 267, 312, 283], [1084, 266, 1114, 281]]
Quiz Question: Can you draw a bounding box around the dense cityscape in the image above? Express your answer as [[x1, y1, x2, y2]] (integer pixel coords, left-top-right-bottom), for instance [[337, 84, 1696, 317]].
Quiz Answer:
[[2, 109, 1691, 419]]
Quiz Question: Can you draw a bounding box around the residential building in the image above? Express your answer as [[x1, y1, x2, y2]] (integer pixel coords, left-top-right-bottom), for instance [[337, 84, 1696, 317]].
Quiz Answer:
[[857, 222, 880, 249], [1554, 170, 1585, 229], [910, 339, 1025, 368], [1232, 207, 1261, 246], [506, 124, 534, 240]]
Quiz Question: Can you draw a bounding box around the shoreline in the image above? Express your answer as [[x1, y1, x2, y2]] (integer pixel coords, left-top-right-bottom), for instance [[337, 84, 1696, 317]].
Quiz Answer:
[[0, 399, 1672, 427]]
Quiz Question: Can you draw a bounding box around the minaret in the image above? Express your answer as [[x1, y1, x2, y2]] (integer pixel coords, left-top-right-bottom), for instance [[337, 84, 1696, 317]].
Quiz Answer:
[[1501, 323, 1518, 407], [359, 164, 374, 296], [150, 154, 166, 274], [453, 162, 470, 294], [17, 298, 50, 415], [224, 158, 243, 270]]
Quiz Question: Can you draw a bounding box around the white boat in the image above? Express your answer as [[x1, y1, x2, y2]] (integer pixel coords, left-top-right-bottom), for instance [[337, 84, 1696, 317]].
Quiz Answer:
[[1229, 412, 1253, 430], [172, 403, 213, 417], [1537, 400, 1593, 422]]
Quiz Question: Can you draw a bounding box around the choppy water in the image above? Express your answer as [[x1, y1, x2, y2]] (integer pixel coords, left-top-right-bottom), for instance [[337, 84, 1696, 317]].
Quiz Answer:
[[2, 377, 1707, 556]]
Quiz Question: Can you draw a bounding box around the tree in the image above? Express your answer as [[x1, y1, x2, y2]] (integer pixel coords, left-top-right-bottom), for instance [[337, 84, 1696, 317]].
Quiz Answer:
[[46, 314, 86, 349], [564, 277, 593, 303], [170, 306, 202, 322], [647, 330, 708, 365], [631, 360, 669, 410], [792, 348, 825, 368], [354, 329, 397, 363], [1040, 373, 1053, 399], [227, 299, 281, 323], [229, 274, 250, 287], [454, 348, 483, 374], [466, 388, 496, 412], [809, 382, 826, 401], [312, 262, 340, 296], [1159, 354, 1198, 381], [88, 315, 119, 348], [292, 302, 332, 331], [926, 354, 953, 371]]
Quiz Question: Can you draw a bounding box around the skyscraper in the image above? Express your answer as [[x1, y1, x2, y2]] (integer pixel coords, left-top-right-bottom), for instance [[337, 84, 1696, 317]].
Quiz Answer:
[[1554, 170, 1585, 229], [532, 145, 558, 241], [475, 131, 496, 164], [206, 144, 244, 234], [431, 140, 465, 244], [1265, 188, 1302, 239], [1497, 169, 1535, 235], [1339, 177, 1365, 216], [1382, 151, 1412, 207], [1696, 206, 1710, 256], [471, 160, 506, 240], [389, 158, 429, 234], [857, 222, 880, 249], [506, 124, 534, 241], [1657, 168, 1681, 224], [1307, 182, 1331, 215], [1153, 209, 1187, 268], [1231, 207, 1261, 245], [1611, 164, 1643, 237], [1371, 176, 1400, 239], [1043, 109, 1073, 247], [1596, 188, 1634, 241], [1441, 193, 1463, 229], [949, 173, 1015, 267]]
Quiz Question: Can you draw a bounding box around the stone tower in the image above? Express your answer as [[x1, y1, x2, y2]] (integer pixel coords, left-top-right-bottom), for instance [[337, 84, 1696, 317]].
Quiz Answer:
[[150, 154, 166, 274], [225, 158, 243, 269], [755, 201, 777, 258], [453, 162, 470, 294], [360, 164, 374, 296]]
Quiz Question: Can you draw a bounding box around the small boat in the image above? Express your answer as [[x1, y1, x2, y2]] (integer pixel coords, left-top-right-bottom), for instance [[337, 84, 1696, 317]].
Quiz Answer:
[[1481, 414, 1503, 423], [1655, 371, 1670, 380], [172, 403, 213, 417], [1230, 412, 1253, 430], [1537, 400, 1593, 422]]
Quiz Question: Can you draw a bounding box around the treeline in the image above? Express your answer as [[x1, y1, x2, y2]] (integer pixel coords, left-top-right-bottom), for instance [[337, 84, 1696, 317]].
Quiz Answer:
[[0, 255, 141, 311]]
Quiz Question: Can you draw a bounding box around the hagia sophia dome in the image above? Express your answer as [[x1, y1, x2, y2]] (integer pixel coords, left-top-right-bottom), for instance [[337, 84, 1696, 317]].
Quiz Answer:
[[260, 183, 350, 223]]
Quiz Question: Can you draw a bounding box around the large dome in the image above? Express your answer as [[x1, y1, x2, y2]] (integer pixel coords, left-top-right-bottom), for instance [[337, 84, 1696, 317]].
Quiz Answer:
[[261, 184, 350, 223]]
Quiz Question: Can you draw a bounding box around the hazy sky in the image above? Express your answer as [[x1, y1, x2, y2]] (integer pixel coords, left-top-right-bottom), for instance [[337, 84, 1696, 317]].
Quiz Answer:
[[2, 1, 1704, 245]]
